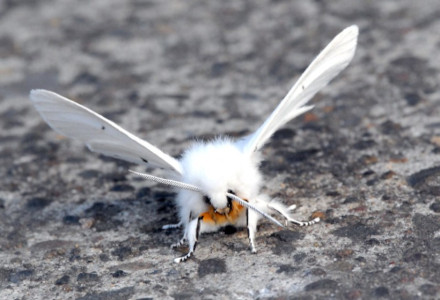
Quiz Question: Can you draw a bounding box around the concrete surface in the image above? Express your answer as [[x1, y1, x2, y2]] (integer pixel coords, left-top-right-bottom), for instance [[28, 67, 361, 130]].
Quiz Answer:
[[1, 0, 440, 299]]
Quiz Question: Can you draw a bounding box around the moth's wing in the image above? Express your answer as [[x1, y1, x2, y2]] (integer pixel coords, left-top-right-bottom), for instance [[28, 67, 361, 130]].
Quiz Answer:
[[239, 25, 358, 154], [30, 89, 183, 174]]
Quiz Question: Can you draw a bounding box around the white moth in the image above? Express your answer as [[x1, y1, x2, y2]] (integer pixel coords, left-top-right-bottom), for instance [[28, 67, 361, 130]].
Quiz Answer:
[[30, 25, 358, 263]]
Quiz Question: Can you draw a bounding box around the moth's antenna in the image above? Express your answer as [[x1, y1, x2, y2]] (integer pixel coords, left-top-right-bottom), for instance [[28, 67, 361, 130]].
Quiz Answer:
[[129, 170, 202, 193], [129, 170, 284, 228], [224, 192, 284, 228]]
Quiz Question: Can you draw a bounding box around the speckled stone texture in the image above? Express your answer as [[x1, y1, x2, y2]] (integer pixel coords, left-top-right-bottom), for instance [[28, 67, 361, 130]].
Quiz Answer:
[[1, 1, 440, 299]]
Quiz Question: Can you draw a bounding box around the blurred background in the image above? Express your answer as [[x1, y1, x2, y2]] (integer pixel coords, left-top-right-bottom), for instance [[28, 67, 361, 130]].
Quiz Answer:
[[1, 1, 440, 299]]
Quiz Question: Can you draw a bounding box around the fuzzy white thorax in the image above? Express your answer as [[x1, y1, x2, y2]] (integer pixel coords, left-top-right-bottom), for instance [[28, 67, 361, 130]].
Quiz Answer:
[[178, 138, 262, 210]]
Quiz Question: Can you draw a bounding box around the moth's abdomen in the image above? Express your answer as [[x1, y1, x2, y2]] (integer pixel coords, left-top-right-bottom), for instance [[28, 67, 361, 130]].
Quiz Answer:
[[199, 201, 246, 226]]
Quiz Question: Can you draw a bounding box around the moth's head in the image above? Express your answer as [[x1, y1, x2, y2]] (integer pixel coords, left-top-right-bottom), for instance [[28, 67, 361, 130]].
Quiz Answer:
[[180, 139, 261, 212], [203, 190, 235, 214]]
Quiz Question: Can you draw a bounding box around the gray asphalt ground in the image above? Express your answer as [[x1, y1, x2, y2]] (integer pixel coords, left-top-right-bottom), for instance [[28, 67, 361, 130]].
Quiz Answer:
[[1, 1, 440, 299]]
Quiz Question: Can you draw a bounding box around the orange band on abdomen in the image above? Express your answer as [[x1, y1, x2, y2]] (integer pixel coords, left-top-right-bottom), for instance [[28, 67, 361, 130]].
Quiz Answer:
[[199, 201, 246, 226]]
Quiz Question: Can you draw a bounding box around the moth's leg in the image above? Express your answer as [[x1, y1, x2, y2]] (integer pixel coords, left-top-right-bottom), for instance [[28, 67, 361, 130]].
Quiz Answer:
[[170, 210, 191, 248], [247, 208, 259, 253], [286, 216, 320, 227], [162, 221, 182, 230], [268, 201, 319, 226], [174, 216, 202, 263], [287, 204, 297, 211], [170, 236, 187, 249]]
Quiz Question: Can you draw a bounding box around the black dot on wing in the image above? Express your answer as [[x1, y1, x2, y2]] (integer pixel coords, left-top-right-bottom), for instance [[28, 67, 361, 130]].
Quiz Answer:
[[101, 125, 105, 130], [141, 157, 149, 163]]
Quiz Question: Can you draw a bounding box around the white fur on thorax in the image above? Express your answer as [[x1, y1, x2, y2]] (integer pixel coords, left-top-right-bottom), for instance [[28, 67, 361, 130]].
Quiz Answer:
[[175, 138, 262, 223]]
